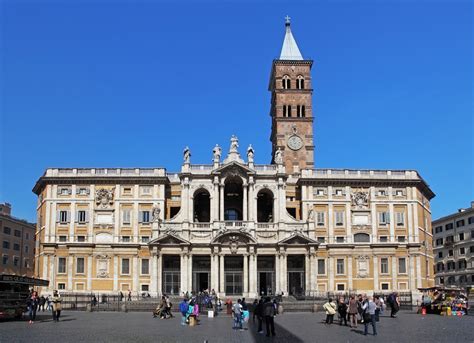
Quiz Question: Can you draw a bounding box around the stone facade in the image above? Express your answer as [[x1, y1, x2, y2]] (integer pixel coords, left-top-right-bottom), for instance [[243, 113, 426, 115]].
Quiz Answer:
[[32, 20, 435, 298]]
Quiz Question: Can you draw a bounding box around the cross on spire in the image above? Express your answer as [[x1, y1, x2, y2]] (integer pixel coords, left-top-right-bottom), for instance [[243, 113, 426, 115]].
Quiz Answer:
[[285, 15, 291, 25]]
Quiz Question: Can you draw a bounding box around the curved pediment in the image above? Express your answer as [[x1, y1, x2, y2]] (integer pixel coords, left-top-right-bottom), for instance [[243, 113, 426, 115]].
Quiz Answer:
[[211, 230, 258, 245]]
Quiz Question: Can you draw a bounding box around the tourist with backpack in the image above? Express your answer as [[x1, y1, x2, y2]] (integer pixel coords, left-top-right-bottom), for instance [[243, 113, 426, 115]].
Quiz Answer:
[[179, 298, 188, 325], [323, 298, 337, 324]]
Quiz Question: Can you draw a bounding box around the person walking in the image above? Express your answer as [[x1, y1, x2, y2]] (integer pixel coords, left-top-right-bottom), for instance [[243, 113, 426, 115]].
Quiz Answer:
[[255, 298, 264, 334], [389, 292, 400, 318], [263, 297, 276, 337], [337, 297, 348, 326], [323, 298, 337, 324], [374, 295, 382, 321], [38, 295, 46, 312], [179, 298, 188, 325], [348, 295, 358, 328], [252, 299, 258, 322], [27, 291, 39, 324], [362, 296, 377, 336], [51, 290, 62, 322], [127, 290, 132, 301], [232, 299, 243, 331]]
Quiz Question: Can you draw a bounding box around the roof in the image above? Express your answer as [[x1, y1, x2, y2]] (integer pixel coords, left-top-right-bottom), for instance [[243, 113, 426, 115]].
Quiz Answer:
[[279, 16, 303, 60]]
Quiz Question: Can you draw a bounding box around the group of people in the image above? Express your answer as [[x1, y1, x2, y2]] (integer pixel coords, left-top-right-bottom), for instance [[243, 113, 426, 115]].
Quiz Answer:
[[230, 298, 250, 331], [251, 297, 278, 337], [26, 290, 62, 323], [178, 296, 201, 325], [153, 295, 174, 319], [323, 293, 400, 336]]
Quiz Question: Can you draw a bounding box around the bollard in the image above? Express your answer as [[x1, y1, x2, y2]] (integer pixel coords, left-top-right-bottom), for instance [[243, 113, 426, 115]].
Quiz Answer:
[[86, 304, 92, 312], [312, 304, 318, 313], [278, 304, 284, 315], [121, 303, 128, 313]]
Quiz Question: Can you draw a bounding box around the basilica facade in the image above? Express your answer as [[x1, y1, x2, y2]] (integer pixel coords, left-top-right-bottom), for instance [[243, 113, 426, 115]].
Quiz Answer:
[[33, 19, 435, 298]]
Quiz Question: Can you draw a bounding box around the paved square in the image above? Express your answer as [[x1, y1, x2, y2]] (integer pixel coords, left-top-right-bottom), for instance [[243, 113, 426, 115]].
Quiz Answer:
[[1, 311, 473, 343]]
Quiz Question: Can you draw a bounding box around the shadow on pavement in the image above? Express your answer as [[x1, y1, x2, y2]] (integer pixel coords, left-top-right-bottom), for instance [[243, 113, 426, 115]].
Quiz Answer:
[[248, 317, 304, 343]]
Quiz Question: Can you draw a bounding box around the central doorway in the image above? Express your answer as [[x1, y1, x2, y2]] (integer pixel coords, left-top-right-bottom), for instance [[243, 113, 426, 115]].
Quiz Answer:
[[225, 256, 243, 295], [162, 255, 180, 295], [287, 255, 305, 296], [257, 256, 275, 296], [192, 256, 211, 293]]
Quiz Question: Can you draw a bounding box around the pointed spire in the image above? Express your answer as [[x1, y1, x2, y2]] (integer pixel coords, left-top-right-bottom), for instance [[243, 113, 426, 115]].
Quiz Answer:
[[279, 15, 303, 60]]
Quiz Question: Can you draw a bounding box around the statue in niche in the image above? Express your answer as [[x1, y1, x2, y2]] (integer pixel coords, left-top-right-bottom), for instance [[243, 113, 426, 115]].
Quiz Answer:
[[183, 146, 191, 164], [247, 145, 254, 163], [274, 147, 283, 165], [212, 144, 222, 162], [152, 205, 161, 223], [229, 135, 239, 153]]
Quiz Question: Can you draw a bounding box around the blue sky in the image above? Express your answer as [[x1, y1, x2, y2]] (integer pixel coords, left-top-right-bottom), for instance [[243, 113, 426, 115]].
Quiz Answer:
[[1, 1, 472, 222]]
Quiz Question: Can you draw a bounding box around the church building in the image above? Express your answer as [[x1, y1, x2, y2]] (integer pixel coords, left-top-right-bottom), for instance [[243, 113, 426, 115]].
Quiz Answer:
[[33, 18, 435, 298]]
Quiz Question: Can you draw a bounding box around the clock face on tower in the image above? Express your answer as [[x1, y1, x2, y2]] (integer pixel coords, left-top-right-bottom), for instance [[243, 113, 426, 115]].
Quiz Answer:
[[287, 135, 303, 151]]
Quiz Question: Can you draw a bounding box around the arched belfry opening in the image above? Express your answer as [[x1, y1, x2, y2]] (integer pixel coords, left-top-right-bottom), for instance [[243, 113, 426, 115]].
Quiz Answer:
[[224, 176, 243, 221], [193, 189, 210, 222], [257, 189, 274, 222]]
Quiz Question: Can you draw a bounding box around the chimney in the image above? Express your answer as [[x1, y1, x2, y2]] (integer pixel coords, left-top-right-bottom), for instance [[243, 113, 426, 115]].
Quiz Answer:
[[0, 202, 12, 216]]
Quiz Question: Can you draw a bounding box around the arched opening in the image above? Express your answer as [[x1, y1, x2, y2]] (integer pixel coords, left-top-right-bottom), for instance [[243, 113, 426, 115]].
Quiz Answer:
[[297, 75, 304, 89], [354, 233, 370, 243], [282, 75, 291, 89], [257, 189, 273, 222], [224, 176, 243, 221], [193, 189, 210, 222]]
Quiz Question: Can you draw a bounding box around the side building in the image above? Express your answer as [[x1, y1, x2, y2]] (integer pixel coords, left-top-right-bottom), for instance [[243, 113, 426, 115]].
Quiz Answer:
[[433, 202, 474, 289], [32, 19, 435, 298], [0, 203, 36, 277]]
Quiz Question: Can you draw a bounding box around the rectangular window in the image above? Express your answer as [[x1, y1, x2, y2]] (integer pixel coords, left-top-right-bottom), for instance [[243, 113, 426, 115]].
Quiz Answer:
[[122, 236, 130, 243], [398, 258, 407, 274], [334, 189, 344, 196], [397, 236, 406, 243], [446, 235, 454, 243], [59, 235, 67, 242], [141, 259, 149, 275], [59, 210, 69, 224], [77, 210, 87, 223], [3, 227, 11, 234], [436, 238, 443, 246], [459, 233, 465, 241], [381, 283, 389, 290], [317, 259, 326, 274], [379, 236, 388, 243], [140, 211, 150, 223], [122, 187, 132, 195], [76, 257, 85, 273], [24, 259, 29, 268], [77, 236, 86, 242], [2, 255, 8, 265], [121, 258, 130, 274], [378, 212, 390, 225], [58, 257, 66, 273], [469, 217, 474, 225], [122, 209, 131, 225], [438, 251, 443, 258], [77, 187, 90, 195], [459, 247, 465, 255], [317, 237, 326, 243], [470, 246, 474, 253], [336, 236, 344, 243], [140, 186, 152, 195], [141, 236, 150, 243], [316, 212, 325, 226], [336, 284, 345, 291], [315, 188, 326, 196], [25, 233, 29, 240], [377, 189, 387, 196], [13, 243, 20, 251], [25, 245, 29, 253], [445, 223, 453, 230], [335, 211, 344, 226], [336, 259, 345, 274], [395, 212, 405, 226], [380, 258, 389, 274], [448, 250, 453, 256], [59, 187, 71, 195], [14, 229, 21, 237], [58, 283, 66, 290], [456, 219, 465, 227], [3, 241, 10, 249], [434, 226, 443, 233], [141, 284, 149, 292], [13, 256, 19, 266], [394, 189, 404, 197]]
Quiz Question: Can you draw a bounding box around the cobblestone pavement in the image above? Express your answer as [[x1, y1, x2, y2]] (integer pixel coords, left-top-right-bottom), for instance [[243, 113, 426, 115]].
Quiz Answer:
[[1, 311, 473, 343]]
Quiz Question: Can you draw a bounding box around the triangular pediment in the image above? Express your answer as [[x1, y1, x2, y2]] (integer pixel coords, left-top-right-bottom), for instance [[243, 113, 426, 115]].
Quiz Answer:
[[278, 232, 318, 246], [212, 161, 255, 176], [149, 233, 190, 246]]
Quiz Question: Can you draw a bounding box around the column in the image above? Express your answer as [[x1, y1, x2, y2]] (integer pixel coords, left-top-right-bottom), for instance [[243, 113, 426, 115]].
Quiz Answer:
[[391, 256, 397, 290], [370, 187, 377, 241], [328, 204, 334, 244], [348, 256, 353, 290], [133, 202, 139, 243], [248, 253, 257, 297], [68, 255, 73, 290], [180, 254, 188, 294], [345, 203, 352, 243], [243, 254, 248, 295], [188, 254, 193, 292], [87, 255, 93, 291], [409, 254, 415, 291], [219, 254, 225, 294], [42, 254, 49, 281], [69, 202, 76, 241], [328, 256, 334, 291], [373, 256, 379, 291], [133, 256, 139, 292], [211, 253, 218, 292], [305, 254, 310, 295], [310, 254, 317, 293], [407, 203, 414, 243], [113, 256, 119, 291], [219, 184, 224, 221], [157, 253, 162, 295], [389, 203, 395, 242], [150, 253, 157, 296], [248, 181, 255, 221], [281, 253, 288, 294], [44, 187, 51, 243], [275, 253, 281, 294], [416, 255, 422, 288], [49, 255, 56, 291], [243, 185, 248, 221], [413, 201, 419, 242]]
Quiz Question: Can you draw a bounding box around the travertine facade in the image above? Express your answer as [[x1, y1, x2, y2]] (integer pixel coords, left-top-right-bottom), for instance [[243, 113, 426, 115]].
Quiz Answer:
[[32, 19, 435, 298]]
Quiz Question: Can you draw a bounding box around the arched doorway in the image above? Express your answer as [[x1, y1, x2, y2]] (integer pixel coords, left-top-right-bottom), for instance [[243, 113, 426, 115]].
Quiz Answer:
[[257, 189, 274, 222], [193, 189, 210, 222], [224, 176, 243, 220]]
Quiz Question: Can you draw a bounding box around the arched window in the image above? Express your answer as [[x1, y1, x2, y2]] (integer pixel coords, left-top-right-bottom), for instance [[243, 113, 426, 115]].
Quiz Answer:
[[193, 189, 210, 222], [282, 75, 291, 89], [224, 176, 243, 221], [257, 189, 274, 223], [287, 105, 292, 117], [297, 75, 305, 89], [302, 105, 306, 117], [447, 276, 455, 284], [354, 233, 370, 243]]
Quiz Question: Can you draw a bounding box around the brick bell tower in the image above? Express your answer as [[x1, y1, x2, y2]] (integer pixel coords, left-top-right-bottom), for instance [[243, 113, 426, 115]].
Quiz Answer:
[[269, 16, 314, 173]]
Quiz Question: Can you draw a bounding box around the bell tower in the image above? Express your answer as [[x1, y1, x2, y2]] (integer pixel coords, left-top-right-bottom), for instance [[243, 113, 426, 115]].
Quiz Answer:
[[269, 16, 314, 173]]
